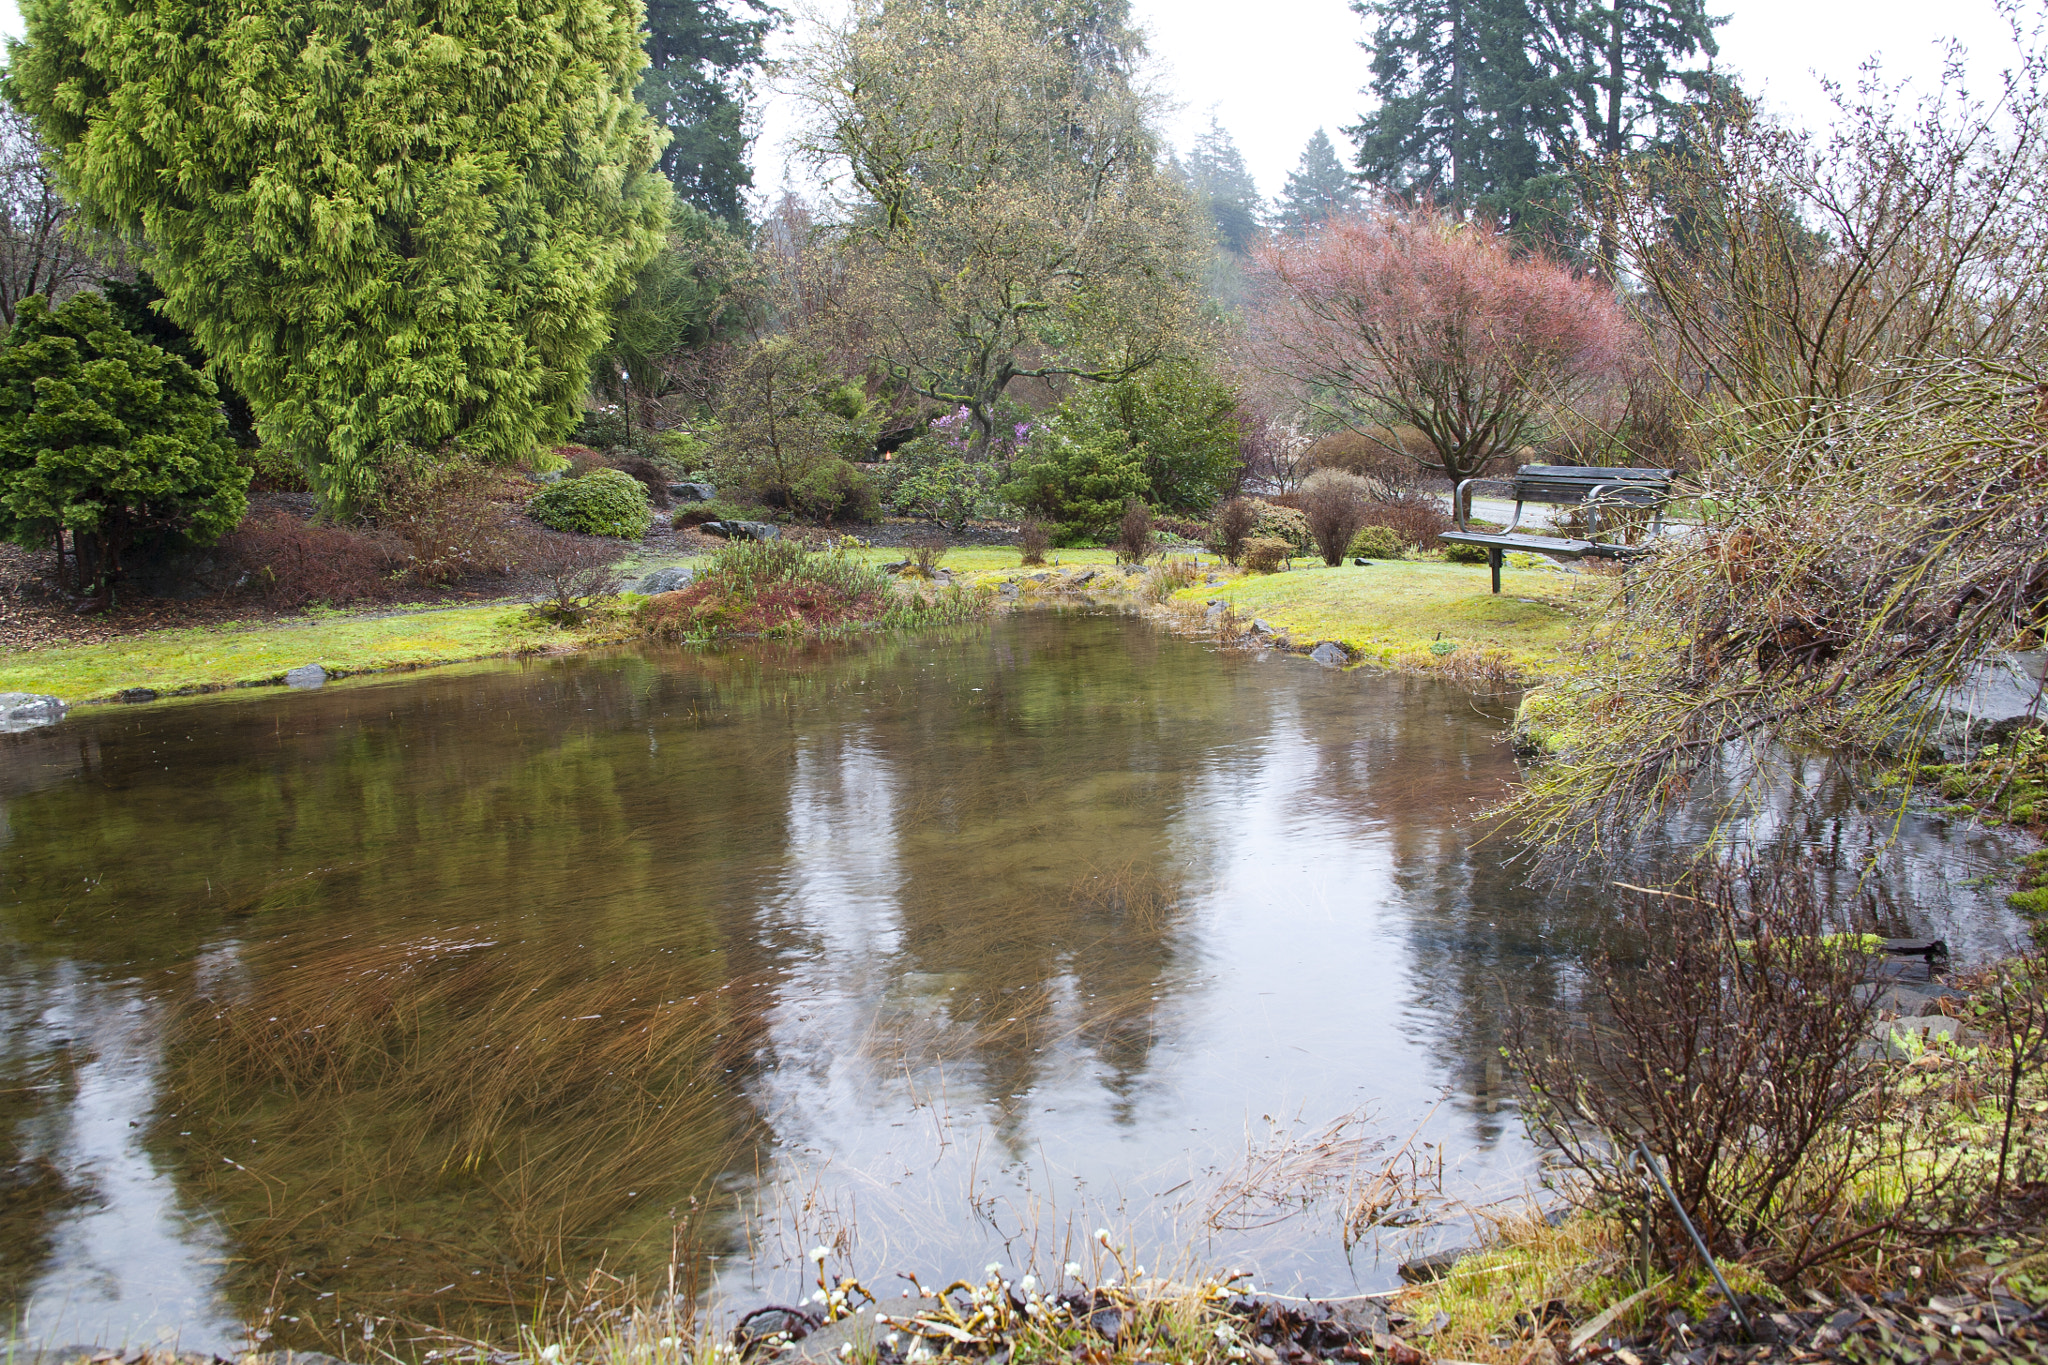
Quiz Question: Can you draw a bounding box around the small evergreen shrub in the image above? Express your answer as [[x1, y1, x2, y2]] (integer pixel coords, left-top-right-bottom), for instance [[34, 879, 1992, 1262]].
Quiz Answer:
[[1348, 525, 1405, 559], [1442, 540, 1491, 564], [1242, 536, 1292, 573], [527, 468, 652, 539], [1247, 500, 1313, 553], [789, 459, 879, 524]]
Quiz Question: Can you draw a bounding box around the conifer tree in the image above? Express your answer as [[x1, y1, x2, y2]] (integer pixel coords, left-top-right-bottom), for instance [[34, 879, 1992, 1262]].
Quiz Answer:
[[640, 0, 776, 223], [5, 0, 670, 512], [1186, 115, 1266, 255], [1274, 129, 1362, 235], [0, 292, 246, 601]]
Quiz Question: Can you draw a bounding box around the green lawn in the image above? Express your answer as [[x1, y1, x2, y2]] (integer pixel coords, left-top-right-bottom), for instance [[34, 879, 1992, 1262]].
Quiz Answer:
[[1179, 556, 1604, 677], [0, 603, 623, 704]]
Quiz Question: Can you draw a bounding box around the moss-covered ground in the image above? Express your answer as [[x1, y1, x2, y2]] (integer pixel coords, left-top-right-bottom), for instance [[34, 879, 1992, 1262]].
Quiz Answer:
[[1173, 557, 1603, 680], [0, 602, 626, 704]]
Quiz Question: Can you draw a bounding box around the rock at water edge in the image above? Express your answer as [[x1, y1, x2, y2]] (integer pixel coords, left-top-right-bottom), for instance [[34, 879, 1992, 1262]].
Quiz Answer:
[[0, 692, 66, 734], [285, 663, 328, 690], [1310, 642, 1348, 666]]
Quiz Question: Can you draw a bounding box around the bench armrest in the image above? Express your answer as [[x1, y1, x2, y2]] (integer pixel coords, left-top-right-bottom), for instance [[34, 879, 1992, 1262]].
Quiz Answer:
[[1452, 476, 1514, 530], [1583, 480, 1672, 544]]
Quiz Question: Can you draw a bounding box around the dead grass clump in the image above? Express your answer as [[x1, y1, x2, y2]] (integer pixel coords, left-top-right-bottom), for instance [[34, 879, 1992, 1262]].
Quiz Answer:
[[1142, 556, 1202, 603], [1065, 860, 1181, 934], [219, 512, 405, 607], [1433, 645, 1518, 692]]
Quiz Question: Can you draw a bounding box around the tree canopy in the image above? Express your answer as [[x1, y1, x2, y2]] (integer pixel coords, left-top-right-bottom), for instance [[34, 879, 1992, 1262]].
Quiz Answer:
[[639, 0, 777, 222], [5, 0, 670, 511], [1347, 0, 1719, 237], [1186, 116, 1265, 255], [792, 0, 1203, 456], [1274, 129, 1362, 236], [0, 292, 246, 599]]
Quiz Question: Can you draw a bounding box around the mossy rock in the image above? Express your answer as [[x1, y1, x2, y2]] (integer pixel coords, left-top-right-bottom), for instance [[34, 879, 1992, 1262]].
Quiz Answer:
[[1511, 684, 1587, 760]]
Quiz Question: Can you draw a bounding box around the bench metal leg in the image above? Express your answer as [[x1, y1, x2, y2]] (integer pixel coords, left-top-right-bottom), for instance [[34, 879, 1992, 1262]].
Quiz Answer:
[[1489, 547, 1503, 594]]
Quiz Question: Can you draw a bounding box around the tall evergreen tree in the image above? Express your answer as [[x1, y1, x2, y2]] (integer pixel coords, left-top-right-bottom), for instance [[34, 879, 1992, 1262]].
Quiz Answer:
[[639, 0, 776, 223], [6, 0, 670, 512], [1186, 115, 1265, 255], [1347, 0, 1718, 235], [1273, 128, 1362, 234]]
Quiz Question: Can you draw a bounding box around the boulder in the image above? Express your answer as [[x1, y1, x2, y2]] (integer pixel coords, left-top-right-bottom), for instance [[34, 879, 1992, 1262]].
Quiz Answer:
[[998, 580, 1020, 599], [284, 663, 327, 690], [0, 692, 66, 734], [787, 1310, 879, 1364], [1310, 641, 1349, 666], [1204, 599, 1226, 623], [118, 687, 158, 704], [668, 481, 717, 503], [1250, 618, 1278, 638], [628, 565, 693, 595], [1923, 650, 2046, 760], [1397, 1248, 1470, 1284], [1071, 568, 1098, 587], [525, 469, 565, 485], [699, 520, 780, 541]]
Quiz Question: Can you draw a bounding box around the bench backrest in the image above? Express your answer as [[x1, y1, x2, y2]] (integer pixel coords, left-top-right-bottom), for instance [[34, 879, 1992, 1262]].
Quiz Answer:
[[1512, 465, 1673, 507]]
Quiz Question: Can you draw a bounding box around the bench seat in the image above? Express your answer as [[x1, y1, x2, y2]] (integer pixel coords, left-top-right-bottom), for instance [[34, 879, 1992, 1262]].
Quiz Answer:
[[1449, 464, 1674, 592]]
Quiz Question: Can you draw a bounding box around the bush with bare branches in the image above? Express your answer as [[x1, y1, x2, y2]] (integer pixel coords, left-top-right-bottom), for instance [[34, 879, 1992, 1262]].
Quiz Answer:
[[1510, 858, 1960, 1282], [1112, 497, 1154, 566], [1298, 469, 1380, 566], [1208, 497, 1257, 565]]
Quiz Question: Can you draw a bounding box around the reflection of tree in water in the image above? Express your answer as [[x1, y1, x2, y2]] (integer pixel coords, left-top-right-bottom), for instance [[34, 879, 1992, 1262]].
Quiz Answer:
[[0, 968, 89, 1317], [869, 618, 1264, 1144]]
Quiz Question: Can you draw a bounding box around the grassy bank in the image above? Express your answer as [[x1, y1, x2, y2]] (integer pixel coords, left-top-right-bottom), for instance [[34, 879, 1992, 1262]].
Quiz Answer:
[[1172, 557, 1602, 681], [0, 601, 628, 703]]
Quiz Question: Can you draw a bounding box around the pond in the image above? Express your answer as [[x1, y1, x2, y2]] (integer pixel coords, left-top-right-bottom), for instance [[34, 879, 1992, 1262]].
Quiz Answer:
[[0, 612, 2023, 1355]]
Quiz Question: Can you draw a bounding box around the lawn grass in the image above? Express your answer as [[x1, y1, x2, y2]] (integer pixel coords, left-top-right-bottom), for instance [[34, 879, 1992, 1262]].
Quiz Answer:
[[1179, 557, 1605, 679], [0, 602, 623, 704]]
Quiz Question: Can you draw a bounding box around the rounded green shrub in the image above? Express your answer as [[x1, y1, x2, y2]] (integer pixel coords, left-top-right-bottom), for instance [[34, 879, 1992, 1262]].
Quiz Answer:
[[528, 468, 652, 539], [1248, 499, 1313, 553], [1347, 525, 1405, 560], [1442, 540, 1491, 565]]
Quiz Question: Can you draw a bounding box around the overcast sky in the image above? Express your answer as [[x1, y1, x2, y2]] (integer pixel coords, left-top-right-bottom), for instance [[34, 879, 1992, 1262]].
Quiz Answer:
[[0, 0, 2033, 207]]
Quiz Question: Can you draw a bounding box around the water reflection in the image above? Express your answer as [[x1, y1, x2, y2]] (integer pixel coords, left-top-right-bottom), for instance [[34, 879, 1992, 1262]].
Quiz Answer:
[[0, 613, 2025, 1352]]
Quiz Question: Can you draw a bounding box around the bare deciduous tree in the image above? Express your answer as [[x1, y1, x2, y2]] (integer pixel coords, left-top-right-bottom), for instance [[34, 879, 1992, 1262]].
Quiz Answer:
[[0, 100, 112, 325]]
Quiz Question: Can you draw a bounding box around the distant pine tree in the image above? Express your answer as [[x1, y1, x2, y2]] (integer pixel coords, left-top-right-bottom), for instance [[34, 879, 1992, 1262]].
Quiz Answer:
[[1186, 115, 1265, 255], [640, 0, 776, 223], [1274, 129, 1361, 234]]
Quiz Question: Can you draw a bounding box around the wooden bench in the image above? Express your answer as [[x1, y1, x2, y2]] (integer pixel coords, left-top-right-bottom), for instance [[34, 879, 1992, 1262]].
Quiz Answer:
[[1439, 465, 1675, 593]]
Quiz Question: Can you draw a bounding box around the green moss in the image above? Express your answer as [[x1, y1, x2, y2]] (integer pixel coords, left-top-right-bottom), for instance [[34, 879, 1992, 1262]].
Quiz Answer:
[[0, 604, 627, 704], [1180, 558, 1598, 681]]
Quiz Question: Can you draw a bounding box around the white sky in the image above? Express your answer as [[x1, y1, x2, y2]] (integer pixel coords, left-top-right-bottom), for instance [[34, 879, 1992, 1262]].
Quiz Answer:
[[0, 0, 2032, 205]]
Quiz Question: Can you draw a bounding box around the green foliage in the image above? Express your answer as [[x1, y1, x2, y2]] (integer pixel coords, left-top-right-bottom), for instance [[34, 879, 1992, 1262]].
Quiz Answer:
[[1058, 360, 1243, 513], [528, 469, 653, 540], [1921, 728, 2048, 828], [7, 0, 670, 512], [1274, 129, 1360, 236], [1350, 0, 1720, 238], [0, 292, 247, 594], [1442, 540, 1492, 564], [1000, 427, 1148, 546], [710, 339, 873, 507], [789, 459, 880, 524], [1348, 525, 1406, 559], [1247, 500, 1313, 553], [589, 197, 752, 414], [1185, 115, 1264, 256], [639, 0, 774, 222]]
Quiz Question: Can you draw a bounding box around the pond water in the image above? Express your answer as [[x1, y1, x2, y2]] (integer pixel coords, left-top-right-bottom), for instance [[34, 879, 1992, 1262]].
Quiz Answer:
[[0, 612, 2024, 1355]]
